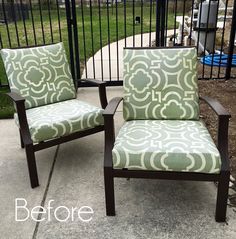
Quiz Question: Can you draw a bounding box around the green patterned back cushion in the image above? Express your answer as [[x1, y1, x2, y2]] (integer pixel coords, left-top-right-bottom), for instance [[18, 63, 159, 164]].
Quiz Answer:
[[123, 47, 199, 120], [1, 43, 76, 109]]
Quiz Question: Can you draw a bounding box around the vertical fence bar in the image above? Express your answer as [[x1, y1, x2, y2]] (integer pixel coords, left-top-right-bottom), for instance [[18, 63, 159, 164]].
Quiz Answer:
[[189, 0, 195, 45], [173, 0, 177, 45], [132, 0, 135, 46], [202, 0, 212, 79], [19, 0, 29, 46], [165, 0, 169, 46], [80, 0, 87, 78], [160, 0, 166, 46], [98, 0, 104, 81], [124, 0, 127, 47], [226, 0, 236, 79], [71, 0, 81, 81], [29, 0, 37, 45], [196, 0, 203, 55], [10, 0, 20, 46], [155, 0, 160, 46], [106, 0, 112, 81], [47, 0, 54, 43], [0, 32, 3, 49], [141, 0, 144, 47], [89, 0, 95, 79], [65, 0, 75, 81], [149, 0, 153, 46], [2, 0, 12, 48], [210, 0, 220, 79], [56, 0, 62, 42], [181, 0, 186, 45], [115, 0, 119, 80], [38, 0, 45, 44], [218, 0, 229, 78]]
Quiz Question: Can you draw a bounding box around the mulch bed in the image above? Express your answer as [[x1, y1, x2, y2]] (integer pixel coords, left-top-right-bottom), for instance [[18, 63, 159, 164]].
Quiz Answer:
[[199, 79, 236, 206], [199, 79, 236, 178]]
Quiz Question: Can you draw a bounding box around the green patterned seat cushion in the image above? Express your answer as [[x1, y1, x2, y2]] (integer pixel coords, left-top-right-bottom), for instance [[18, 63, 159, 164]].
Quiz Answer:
[[1, 43, 76, 109], [14, 99, 104, 143], [123, 47, 199, 120], [112, 120, 221, 174]]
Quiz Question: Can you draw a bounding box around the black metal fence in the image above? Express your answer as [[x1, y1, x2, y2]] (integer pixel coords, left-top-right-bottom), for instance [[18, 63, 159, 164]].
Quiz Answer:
[[0, 0, 236, 88]]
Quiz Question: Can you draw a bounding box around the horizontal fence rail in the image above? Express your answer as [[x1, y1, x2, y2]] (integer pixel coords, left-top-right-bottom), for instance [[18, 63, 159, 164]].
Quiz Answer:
[[0, 0, 236, 88]]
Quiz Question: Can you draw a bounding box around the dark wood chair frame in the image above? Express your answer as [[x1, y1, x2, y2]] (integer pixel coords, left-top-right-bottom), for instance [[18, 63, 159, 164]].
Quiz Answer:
[[7, 79, 108, 188], [103, 96, 231, 222]]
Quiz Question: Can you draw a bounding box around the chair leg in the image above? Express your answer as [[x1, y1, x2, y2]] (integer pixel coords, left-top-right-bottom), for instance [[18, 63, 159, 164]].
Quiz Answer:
[[104, 167, 115, 216], [25, 144, 39, 188], [19, 130, 24, 148], [215, 171, 230, 222]]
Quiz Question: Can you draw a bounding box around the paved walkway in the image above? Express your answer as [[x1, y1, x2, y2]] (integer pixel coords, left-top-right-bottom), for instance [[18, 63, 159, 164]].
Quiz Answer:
[[0, 87, 236, 239], [81, 31, 174, 81]]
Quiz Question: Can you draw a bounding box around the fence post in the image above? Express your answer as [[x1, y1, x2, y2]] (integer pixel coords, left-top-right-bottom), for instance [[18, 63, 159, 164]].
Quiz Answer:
[[71, 0, 81, 82], [155, 0, 160, 46], [160, 0, 166, 46], [226, 0, 236, 80], [65, 0, 76, 84], [155, 0, 166, 46]]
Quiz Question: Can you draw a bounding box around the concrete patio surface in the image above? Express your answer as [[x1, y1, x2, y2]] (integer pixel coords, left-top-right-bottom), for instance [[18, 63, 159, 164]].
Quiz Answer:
[[0, 87, 236, 239]]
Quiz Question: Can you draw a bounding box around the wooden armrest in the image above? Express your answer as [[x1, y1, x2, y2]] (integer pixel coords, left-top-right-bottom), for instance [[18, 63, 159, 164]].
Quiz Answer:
[[200, 96, 230, 172], [7, 92, 32, 145], [200, 96, 231, 118], [77, 79, 108, 109], [103, 97, 123, 117], [81, 78, 106, 86], [6, 92, 25, 104], [103, 97, 123, 169]]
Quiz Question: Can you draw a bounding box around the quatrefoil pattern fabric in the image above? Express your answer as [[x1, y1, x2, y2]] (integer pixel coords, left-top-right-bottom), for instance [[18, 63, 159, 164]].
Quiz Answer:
[[123, 47, 199, 120], [112, 120, 221, 174], [14, 99, 104, 143], [1, 42, 76, 109]]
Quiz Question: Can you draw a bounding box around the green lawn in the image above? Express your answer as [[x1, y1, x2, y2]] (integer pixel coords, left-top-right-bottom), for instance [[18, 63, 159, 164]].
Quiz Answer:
[[0, 4, 177, 118]]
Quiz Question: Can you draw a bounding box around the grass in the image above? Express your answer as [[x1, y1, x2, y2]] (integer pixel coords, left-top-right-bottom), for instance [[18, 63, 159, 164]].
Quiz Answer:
[[0, 89, 14, 118], [0, 4, 177, 118]]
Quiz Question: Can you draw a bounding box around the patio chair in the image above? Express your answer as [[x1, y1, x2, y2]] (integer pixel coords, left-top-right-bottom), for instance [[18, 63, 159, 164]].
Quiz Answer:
[[1, 42, 107, 188], [103, 47, 231, 222]]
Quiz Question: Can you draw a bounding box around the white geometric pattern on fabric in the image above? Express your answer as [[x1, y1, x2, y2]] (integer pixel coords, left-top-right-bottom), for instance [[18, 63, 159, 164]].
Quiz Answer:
[[14, 99, 104, 143], [112, 120, 221, 174], [123, 47, 199, 120], [1, 42, 76, 109]]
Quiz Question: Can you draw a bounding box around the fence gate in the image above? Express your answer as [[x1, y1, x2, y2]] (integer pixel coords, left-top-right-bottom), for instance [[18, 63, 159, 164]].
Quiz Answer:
[[0, 0, 236, 88]]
